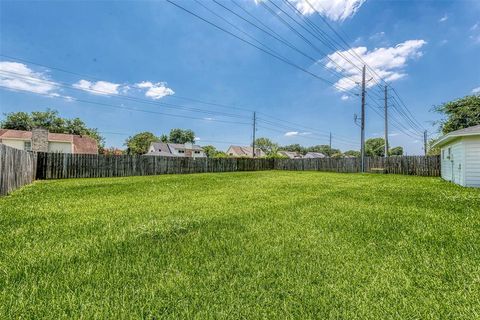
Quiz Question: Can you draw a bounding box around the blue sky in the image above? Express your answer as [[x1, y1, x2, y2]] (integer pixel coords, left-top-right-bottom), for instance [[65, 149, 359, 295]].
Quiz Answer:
[[1, 0, 479, 154]]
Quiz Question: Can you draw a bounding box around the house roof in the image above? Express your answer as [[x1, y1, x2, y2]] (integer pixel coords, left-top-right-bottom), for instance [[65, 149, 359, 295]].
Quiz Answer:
[[278, 151, 302, 159], [149, 142, 204, 155], [304, 152, 326, 158], [432, 124, 480, 148], [227, 145, 265, 157], [168, 143, 203, 151], [0, 129, 98, 154]]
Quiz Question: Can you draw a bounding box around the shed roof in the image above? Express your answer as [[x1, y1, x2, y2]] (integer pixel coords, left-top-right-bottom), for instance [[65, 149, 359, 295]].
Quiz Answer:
[[432, 124, 480, 148]]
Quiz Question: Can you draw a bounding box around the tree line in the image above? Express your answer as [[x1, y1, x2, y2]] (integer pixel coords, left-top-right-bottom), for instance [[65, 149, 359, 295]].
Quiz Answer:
[[1, 94, 478, 155]]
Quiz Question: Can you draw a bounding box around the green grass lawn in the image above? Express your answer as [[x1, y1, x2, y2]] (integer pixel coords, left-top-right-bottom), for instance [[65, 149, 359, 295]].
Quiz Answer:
[[1, 171, 480, 319]]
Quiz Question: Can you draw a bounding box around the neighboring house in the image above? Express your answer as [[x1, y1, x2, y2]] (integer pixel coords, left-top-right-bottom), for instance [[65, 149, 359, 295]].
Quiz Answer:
[[432, 124, 480, 187], [278, 151, 303, 159], [0, 128, 98, 154], [146, 142, 206, 158], [304, 152, 326, 159], [226, 145, 266, 158]]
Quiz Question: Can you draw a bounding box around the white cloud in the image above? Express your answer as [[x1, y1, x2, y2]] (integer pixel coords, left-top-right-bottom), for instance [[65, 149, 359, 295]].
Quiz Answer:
[[471, 23, 478, 31], [325, 39, 427, 91], [439, 14, 448, 23], [0, 61, 58, 95], [388, 132, 399, 137], [284, 131, 311, 136], [472, 86, 480, 94], [135, 81, 174, 100], [439, 39, 448, 46], [292, 0, 366, 21], [203, 117, 214, 121], [73, 79, 120, 95], [341, 95, 349, 100]]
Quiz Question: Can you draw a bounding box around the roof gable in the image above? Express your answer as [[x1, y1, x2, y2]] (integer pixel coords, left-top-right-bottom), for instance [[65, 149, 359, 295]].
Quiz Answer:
[[432, 125, 480, 148]]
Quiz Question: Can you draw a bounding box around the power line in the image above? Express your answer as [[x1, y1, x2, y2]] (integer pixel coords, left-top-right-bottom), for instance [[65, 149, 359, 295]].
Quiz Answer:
[[0, 84, 253, 126], [0, 54, 361, 144], [0, 70, 251, 120], [165, 0, 357, 94]]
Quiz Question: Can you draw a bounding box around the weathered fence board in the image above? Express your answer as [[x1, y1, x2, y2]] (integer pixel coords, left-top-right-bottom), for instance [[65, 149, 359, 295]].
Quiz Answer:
[[0, 144, 37, 196]]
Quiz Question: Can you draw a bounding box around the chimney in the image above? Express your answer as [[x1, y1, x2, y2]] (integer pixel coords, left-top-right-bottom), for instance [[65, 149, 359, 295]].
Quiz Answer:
[[32, 128, 48, 152]]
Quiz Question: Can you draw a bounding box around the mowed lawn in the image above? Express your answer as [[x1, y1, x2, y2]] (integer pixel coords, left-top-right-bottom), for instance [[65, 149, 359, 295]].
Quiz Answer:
[[1, 171, 480, 319]]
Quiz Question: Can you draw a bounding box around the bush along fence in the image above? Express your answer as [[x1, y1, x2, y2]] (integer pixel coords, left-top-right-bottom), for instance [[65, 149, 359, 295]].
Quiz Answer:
[[0, 144, 441, 195], [0, 144, 37, 196]]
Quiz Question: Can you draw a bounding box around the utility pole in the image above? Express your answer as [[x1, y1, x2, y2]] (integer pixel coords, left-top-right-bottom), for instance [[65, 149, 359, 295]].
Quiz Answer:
[[423, 130, 428, 156], [360, 65, 366, 173], [252, 111, 256, 158], [329, 132, 332, 150], [384, 85, 389, 158]]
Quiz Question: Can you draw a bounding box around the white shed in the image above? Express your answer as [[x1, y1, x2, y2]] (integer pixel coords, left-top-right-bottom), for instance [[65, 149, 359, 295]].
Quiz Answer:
[[432, 125, 480, 187]]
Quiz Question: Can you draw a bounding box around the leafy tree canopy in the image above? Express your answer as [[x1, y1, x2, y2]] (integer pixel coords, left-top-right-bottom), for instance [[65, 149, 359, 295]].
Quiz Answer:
[[253, 137, 278, 155], [344, 150, 360, 157], [434, 95, 480, 134], [389, 146, 403, 156], [365, 138, 385, 157], [281, 144, 304, 153], [124, 132, 159, 155], [307, 145, 340, 157], [202, 145, 217, 158], [1, 109, 104, 149], [365, 138, 403, 157], [168, 129, 195, 144]]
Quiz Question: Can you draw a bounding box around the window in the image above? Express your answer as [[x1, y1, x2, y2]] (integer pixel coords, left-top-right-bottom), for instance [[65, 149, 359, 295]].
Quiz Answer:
[[447, 147, 451, 159], [24, 141, 32, 151], [194, 151, 200, 154], [178, 150, 185, 154]]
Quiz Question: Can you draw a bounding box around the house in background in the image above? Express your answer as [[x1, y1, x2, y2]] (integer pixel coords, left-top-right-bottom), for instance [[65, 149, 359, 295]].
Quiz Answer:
[[0, 128, 98, 154], [226, 145, 266, 158], [278, 151, 303, 159], [304, 152, 326, 159], [432, 124, 480, 187], [146, 142, 206, 158]]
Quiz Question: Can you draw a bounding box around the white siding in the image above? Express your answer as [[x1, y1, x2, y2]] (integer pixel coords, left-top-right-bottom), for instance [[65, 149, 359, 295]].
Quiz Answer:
[[1, 139, 29, 150], [440, 140, 465, 186], [463, 136, 480, 187], [48, 141, 72, 153]]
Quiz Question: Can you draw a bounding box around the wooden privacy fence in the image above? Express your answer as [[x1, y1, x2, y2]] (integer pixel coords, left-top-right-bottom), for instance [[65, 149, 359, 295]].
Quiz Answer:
[[275, 156, 440, 177], [35, 153, 440, 180], [35, 153, 275, 179], [0, 146, 441, 195], [0, 144, 37, 196]]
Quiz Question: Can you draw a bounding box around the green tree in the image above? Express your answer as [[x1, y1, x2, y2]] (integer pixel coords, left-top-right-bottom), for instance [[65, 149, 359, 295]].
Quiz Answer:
[[1, 109, 104, 150], [365, 138, 385, 157], [124, 132, 159, 155], [389, 146, 403, 156], [213, 151, 228, 158], [427, 139, 440, 156], [344, 150, 360, 157], [160, 134, 169, 143], [281, 144, 305, 154], [202, 145, 217, 158], [307, 145, 340, 157], [0, 111, 33, 130], [168, 129, 195, 144], [433, 95, 480, 134], [253, 137, 278, 155]]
